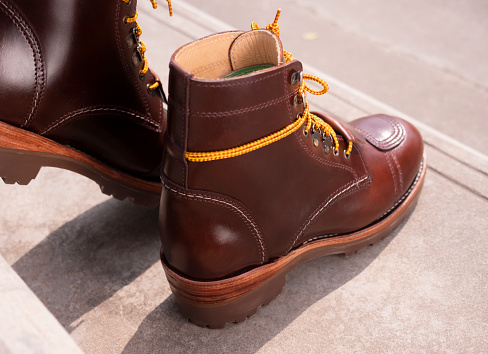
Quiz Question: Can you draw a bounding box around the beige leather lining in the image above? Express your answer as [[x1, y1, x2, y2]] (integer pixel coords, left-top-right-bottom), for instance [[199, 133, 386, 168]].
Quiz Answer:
[[174, 32, 242, 79], [174, 30, 284, 79], [229, 30, 283, 71]]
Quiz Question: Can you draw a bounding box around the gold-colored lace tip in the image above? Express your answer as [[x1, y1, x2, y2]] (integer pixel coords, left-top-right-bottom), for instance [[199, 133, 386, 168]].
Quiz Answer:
[[167, 0, 173, 16]]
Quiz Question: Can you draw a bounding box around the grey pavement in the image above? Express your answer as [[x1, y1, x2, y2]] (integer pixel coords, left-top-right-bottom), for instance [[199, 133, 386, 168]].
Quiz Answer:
[[0, 1, 487, 353], [183, 0, 488, 152]]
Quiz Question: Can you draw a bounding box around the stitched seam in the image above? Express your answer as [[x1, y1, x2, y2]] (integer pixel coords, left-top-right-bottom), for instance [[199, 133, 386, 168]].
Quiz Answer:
[[284, 72, 362, 249], [379, 159, 423, 218], [385, 152, 399, 198], [288, 176, 369, 251], [175, 33, 240, 63], [302, 233, 339, 244], [190, 92, 296, 118], [356, 141, 371, 183], [168, 97, 186, 115], [157, 93, 163, 133], [115, 1, 155, 126], [301, 162, 423, 245], [162, 179, 267, 263], [40, 106, 159, 135], [191, 69, 287, 87], [380, 116, 405, 146], [297, 132, 358, 177], [1, 2, 44, 128], [391, 152, 404, 193], [375, 116, 402, 142], [356, 125, 403, 149], [230, 31, 276, 69], [358, 125, 399, 145], [193, 59, 230, 75], [230, 31, 261, 67], [182, 76, 190, 186], [356, 115, 406, 149]]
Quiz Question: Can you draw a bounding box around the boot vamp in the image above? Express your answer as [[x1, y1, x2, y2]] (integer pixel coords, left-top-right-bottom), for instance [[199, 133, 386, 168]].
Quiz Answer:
[[45, 111, 166, 180], [300, 114, 424, 245]]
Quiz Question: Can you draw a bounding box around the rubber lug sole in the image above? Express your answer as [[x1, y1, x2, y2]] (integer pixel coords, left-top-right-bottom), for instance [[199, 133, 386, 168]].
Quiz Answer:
[[162, 155, 427, 328], [0, 121, 161, 208]]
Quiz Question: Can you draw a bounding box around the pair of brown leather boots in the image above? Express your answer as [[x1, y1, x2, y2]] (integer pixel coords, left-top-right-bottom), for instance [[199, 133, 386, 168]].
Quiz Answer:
[[0, 0, 426, 328]]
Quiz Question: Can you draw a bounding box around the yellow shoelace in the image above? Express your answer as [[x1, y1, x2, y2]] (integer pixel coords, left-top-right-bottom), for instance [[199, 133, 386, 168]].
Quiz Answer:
[[121, 0, 173, 92], [185, 9, 353, 163]]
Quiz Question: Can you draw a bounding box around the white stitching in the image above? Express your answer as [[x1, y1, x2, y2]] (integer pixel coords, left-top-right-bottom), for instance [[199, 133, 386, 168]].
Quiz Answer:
[[385, 152, 399, 197], [162, 179, 267, 263], [193, 59, 230, 75], [300, 157, 424, 247], [355, 115, 406, 149], [191, 68, 291, 87], [288, 175, 369, 251], [175, 33, 240, 63], [190, 92, 295, 118], [114, 1, 155, 125], [1, 2, 44, 127], [379, 159, 423, 219], [391, 151, 404, 193], [40, 106, 159, 135]]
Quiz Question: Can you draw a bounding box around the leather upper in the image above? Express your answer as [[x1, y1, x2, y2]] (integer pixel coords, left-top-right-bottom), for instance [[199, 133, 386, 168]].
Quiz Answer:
[[0, 0, 166, 179], [160, 31, 424, 280]]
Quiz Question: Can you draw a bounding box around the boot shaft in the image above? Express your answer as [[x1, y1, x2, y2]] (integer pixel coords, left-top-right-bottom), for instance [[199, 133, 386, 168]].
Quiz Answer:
[[0, 0, 166, 177], [164, 30, 294, 187], [162, 30, 367, 279], [161, 28, 423, 280]]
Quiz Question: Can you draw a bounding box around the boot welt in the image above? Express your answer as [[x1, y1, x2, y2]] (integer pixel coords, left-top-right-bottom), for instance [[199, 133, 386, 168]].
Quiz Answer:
[[161, 155, 427, 328], [0, 121, 161, 208]]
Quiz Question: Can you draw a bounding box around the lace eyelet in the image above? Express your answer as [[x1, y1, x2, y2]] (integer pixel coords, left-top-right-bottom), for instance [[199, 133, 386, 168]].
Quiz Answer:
[[124, 0, 132, 6], [147, 84, 154, 95], [123, 16, 129, 25], [291, 71, 303, 85], [132, 51, 142, 66], [344, 150, 350, 159], [312, 125, 321, 148], [322, 133, 332, 155], [126, 31, 137, 48], [303, 128, 309, 137], [333, 148, 339, 157], [294, 92, 305, 107], [139, 71, 145, 81]]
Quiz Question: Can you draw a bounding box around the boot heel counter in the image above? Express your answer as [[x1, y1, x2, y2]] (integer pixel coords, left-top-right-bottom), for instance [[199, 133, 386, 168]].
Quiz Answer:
[[160, 179, 267, 280], [0, 2, 44, 128]]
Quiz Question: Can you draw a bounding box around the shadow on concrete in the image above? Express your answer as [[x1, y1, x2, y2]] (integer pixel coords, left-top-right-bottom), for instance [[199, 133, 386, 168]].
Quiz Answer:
[[123, 218, 410, 354], [12, 199, 160, 332]]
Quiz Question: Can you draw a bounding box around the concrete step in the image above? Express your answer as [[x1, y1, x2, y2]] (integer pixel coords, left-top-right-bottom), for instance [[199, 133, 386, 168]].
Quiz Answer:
[[0, 1, 486, 353]]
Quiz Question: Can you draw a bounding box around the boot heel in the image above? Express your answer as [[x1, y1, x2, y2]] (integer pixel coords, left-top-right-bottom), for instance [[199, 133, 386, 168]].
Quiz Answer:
[[0, 121, 43, 185], [0, 148, 42, 185], [162, 258, 286, 329]]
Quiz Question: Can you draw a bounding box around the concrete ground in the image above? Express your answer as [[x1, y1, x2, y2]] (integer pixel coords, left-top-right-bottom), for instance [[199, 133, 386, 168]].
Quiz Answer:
[[0, 1, 487, 353], [183, 0, 488, 152]]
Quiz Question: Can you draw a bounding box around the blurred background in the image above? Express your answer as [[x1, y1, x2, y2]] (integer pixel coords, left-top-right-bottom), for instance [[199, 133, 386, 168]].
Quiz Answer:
[[181, 0, 488, 152], [1, 1, 487, 353]]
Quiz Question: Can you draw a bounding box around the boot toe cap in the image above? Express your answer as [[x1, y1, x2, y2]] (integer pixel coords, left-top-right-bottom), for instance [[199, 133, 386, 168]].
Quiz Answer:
[[351, 114, 424, 196]]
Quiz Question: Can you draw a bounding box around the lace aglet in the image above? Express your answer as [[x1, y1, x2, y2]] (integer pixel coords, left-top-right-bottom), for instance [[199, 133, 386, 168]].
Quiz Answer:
[[273, 9, 282, 26]]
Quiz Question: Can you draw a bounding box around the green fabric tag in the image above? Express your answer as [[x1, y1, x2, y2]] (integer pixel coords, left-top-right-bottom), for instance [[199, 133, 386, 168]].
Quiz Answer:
[[224, 64, 273, 78]]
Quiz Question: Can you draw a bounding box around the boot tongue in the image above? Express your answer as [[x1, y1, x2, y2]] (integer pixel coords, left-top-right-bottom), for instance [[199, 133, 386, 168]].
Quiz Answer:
[[226, 29, 285, 78]]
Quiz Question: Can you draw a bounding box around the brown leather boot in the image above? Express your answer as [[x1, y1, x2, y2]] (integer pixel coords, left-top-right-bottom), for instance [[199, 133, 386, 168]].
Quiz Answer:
[[0, 0, 172, 207], [160, 15, 426, 327]]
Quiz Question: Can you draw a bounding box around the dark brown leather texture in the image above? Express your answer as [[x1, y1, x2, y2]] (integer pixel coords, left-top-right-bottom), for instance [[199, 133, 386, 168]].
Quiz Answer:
[[0, 0, 166, 179], [160, 30, 424, 281]]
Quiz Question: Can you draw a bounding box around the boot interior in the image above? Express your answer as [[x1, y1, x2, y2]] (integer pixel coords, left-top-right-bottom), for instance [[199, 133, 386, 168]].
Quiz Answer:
[[174, 30, 284, 79]]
